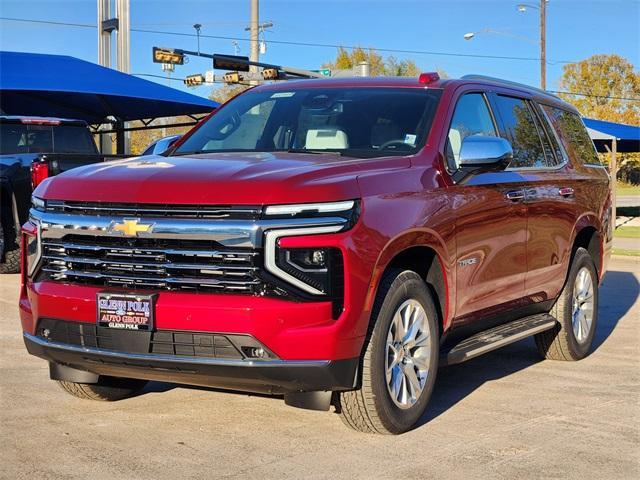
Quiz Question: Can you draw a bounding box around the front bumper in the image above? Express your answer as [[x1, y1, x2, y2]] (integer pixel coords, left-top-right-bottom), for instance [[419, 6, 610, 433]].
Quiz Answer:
[[24, 332, 359, 394]]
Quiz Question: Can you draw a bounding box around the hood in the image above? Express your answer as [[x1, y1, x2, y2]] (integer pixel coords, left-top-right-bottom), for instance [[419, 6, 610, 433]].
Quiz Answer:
[[36, 152, 409, 205]]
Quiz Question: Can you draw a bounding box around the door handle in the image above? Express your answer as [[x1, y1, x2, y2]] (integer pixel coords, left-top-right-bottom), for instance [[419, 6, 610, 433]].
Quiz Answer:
[[505, 190, 525, 201], [559, 187, 574, 197]]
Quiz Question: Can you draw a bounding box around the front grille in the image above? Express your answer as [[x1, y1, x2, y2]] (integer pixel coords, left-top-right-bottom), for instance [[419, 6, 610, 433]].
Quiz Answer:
[[44, 200, 262, 220], [40, 235, 262, 293], [36, 318, 270, 360]]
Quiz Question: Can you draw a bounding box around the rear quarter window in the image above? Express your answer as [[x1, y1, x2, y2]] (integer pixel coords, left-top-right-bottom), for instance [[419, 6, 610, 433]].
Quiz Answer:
[[541, 106, 601, 166]]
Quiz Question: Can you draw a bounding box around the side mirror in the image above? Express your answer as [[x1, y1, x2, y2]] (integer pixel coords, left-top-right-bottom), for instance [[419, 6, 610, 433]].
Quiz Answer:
[[458, 136, 513, 171]]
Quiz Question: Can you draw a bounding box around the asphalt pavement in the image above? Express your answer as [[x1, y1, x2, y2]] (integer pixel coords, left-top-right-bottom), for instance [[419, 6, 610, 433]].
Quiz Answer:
[[1, 257, 638, 480]]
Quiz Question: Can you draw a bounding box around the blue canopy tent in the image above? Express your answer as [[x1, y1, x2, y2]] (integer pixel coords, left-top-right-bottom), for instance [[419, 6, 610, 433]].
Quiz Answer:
[[584, 118, 640, 153], [0, 51, 218, 153]]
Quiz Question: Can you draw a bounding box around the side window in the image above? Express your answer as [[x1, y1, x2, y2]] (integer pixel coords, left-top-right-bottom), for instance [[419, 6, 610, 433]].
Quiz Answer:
[[494, 95, 546, 169], [541, 106, 601, 166], [446, 93, 497, 170], [537, 103, 567, 165]]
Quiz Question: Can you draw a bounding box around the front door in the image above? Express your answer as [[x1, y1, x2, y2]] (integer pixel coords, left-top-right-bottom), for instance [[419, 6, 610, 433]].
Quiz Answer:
[[443, 91, 528, 326]]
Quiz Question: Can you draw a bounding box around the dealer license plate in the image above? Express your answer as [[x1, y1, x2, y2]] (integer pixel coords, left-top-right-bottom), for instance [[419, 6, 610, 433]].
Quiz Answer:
[[97, 293, 156, 331]]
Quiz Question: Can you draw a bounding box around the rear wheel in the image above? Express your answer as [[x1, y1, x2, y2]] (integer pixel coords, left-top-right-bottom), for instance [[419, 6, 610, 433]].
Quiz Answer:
[[337, 269, 439, 434], [57, 377, 148, 401], [535, 247, 598, 361], [0, 223, 20, 274]]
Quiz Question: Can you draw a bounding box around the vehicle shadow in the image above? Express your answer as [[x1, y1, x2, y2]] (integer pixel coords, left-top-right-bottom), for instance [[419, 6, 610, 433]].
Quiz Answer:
[[139, 269, 637, 425], [416, 268, 638, 428]]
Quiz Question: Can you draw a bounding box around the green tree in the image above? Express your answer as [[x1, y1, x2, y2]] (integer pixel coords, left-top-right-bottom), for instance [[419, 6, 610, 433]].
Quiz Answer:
[[209, 84, 251, 105], [559, 54, 640, 126], [322, 47, 428, 77], [559, 54, 640, 185]]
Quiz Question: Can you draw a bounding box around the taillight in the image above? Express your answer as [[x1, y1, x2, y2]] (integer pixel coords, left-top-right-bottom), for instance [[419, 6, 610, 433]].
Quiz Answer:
[[31, 161, 49, 189]]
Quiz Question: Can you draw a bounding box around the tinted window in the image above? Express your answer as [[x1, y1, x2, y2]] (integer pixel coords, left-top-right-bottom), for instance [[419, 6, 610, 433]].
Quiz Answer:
[[52, 125, 97, 154], [537, 104, 567, 165], [25, 125, 53, 153], [541, 106, 601, 165], [446, 93, 497, 170], [495, 95, 547, 169], [0, 123, 28, 154], [175, 88, 442, 158]]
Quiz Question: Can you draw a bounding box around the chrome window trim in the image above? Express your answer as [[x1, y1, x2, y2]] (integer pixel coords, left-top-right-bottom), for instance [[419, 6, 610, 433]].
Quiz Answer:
[[264, 225, 343, 295]]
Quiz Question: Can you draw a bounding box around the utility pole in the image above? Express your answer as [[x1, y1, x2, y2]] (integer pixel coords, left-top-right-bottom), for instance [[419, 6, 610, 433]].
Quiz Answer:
[[97, 0, 131, 154], [249, 0, 259, 84], [540, 0, 546, 90]]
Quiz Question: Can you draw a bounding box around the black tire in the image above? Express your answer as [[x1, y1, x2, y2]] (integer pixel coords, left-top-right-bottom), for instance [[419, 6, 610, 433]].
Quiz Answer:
[[337, 269, 439, 434], [0, 223, 21, 274], [57, 377, 148, 401], [535, 247, 598, 361]]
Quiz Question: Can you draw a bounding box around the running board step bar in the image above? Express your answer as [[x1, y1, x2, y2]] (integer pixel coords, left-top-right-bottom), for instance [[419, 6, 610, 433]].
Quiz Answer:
[[441, 314, 557, 366]]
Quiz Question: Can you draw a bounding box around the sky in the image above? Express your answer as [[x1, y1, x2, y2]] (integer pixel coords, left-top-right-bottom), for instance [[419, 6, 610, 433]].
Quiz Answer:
[[0, 0, 638, 99]]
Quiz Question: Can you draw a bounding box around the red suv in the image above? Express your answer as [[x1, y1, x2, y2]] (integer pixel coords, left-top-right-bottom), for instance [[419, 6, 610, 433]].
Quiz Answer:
[[20, 74, 611, 434]]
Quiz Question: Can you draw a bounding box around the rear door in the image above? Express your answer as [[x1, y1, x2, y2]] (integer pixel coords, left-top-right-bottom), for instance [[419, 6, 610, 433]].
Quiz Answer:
[[444, 90, 528, 326], [491, 94, 575, 302]]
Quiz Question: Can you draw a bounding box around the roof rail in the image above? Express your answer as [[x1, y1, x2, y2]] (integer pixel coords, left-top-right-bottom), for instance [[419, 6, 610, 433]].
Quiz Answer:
[[461, 75, 560, 99]]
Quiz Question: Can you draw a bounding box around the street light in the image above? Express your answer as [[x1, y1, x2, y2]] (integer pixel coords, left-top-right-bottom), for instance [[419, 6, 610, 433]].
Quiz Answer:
[[517, 1, 547, 90], [463, 29, 537, 46]]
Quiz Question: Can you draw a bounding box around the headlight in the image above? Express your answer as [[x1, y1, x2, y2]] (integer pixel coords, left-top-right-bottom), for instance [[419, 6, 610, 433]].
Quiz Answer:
[[31, 196, 46, 211], [263, 200, 359, 224], [22, 222, 42, 277], [264, 225, 344, 296], [263, 200, 357, 298]]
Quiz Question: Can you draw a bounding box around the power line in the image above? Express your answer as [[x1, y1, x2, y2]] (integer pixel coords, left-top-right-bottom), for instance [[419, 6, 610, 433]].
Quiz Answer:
[[0, 16, 575, 64], [548, 90, 640, 102], [2, 17, 639, 102]]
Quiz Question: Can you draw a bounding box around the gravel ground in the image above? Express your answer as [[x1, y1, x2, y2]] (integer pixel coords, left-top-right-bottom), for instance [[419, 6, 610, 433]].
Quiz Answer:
[[1, 257, 638, 480]]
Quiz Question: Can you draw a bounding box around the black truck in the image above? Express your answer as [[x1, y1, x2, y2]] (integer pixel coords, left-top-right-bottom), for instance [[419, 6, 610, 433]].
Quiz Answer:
[[0, 116, 108, 273]]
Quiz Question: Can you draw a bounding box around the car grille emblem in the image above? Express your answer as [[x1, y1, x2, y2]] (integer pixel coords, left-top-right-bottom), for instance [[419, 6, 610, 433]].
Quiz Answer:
[[109, 219, 154, 237]]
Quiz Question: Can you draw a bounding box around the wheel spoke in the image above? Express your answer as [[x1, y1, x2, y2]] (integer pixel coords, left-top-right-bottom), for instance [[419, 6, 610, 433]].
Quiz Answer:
[[384, 299, 432, 409], [404, 364, 422, 398], [412, 353, 430, 371]]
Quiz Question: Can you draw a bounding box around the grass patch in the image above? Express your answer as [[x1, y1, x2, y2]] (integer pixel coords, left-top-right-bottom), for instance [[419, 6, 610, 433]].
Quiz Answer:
[[616, 184, 640, 197], [614, 226, 640, 238], [612, 248, 640, 257]]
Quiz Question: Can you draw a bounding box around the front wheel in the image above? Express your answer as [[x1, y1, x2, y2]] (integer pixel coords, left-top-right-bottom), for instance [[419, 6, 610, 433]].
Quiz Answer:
[[57, 377, 148, 401], [535, 247, 598, 361], [337, 269, 439, 434]]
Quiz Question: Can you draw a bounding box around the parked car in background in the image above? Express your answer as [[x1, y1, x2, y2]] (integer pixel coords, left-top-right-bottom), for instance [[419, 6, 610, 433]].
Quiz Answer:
[[141, 134, 181, 156], [0, 116, 107, 273], [21, 75, 612, 434]]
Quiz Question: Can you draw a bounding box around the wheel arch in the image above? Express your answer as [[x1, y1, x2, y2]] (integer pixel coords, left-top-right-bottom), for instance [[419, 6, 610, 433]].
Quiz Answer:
[[365, 231, 452, 336], [570, 214, 603, 282]]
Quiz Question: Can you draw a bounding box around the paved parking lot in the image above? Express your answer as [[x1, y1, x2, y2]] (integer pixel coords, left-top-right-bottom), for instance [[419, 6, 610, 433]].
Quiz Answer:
[[1, 257, 638, 480]]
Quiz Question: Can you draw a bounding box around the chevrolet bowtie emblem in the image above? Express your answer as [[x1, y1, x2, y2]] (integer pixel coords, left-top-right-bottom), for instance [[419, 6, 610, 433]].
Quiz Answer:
[[110, 219, 154, 237]]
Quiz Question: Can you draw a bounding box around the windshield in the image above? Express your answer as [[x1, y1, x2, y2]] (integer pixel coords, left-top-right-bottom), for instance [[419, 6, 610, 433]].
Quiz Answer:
[[174, 87, 442, 158]]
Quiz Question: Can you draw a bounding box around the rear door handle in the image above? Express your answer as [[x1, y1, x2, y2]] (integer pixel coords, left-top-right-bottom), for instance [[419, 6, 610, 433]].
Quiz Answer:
[[559, 187, 574, 197], [505, 190, 525, 201]]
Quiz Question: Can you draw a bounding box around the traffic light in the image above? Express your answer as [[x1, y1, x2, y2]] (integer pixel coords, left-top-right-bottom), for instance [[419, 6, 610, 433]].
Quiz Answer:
[[152, 47, 185, 65], [223, 72, 243, 84], [262, 68, 280, 80], [184, 74, 205, 87]]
